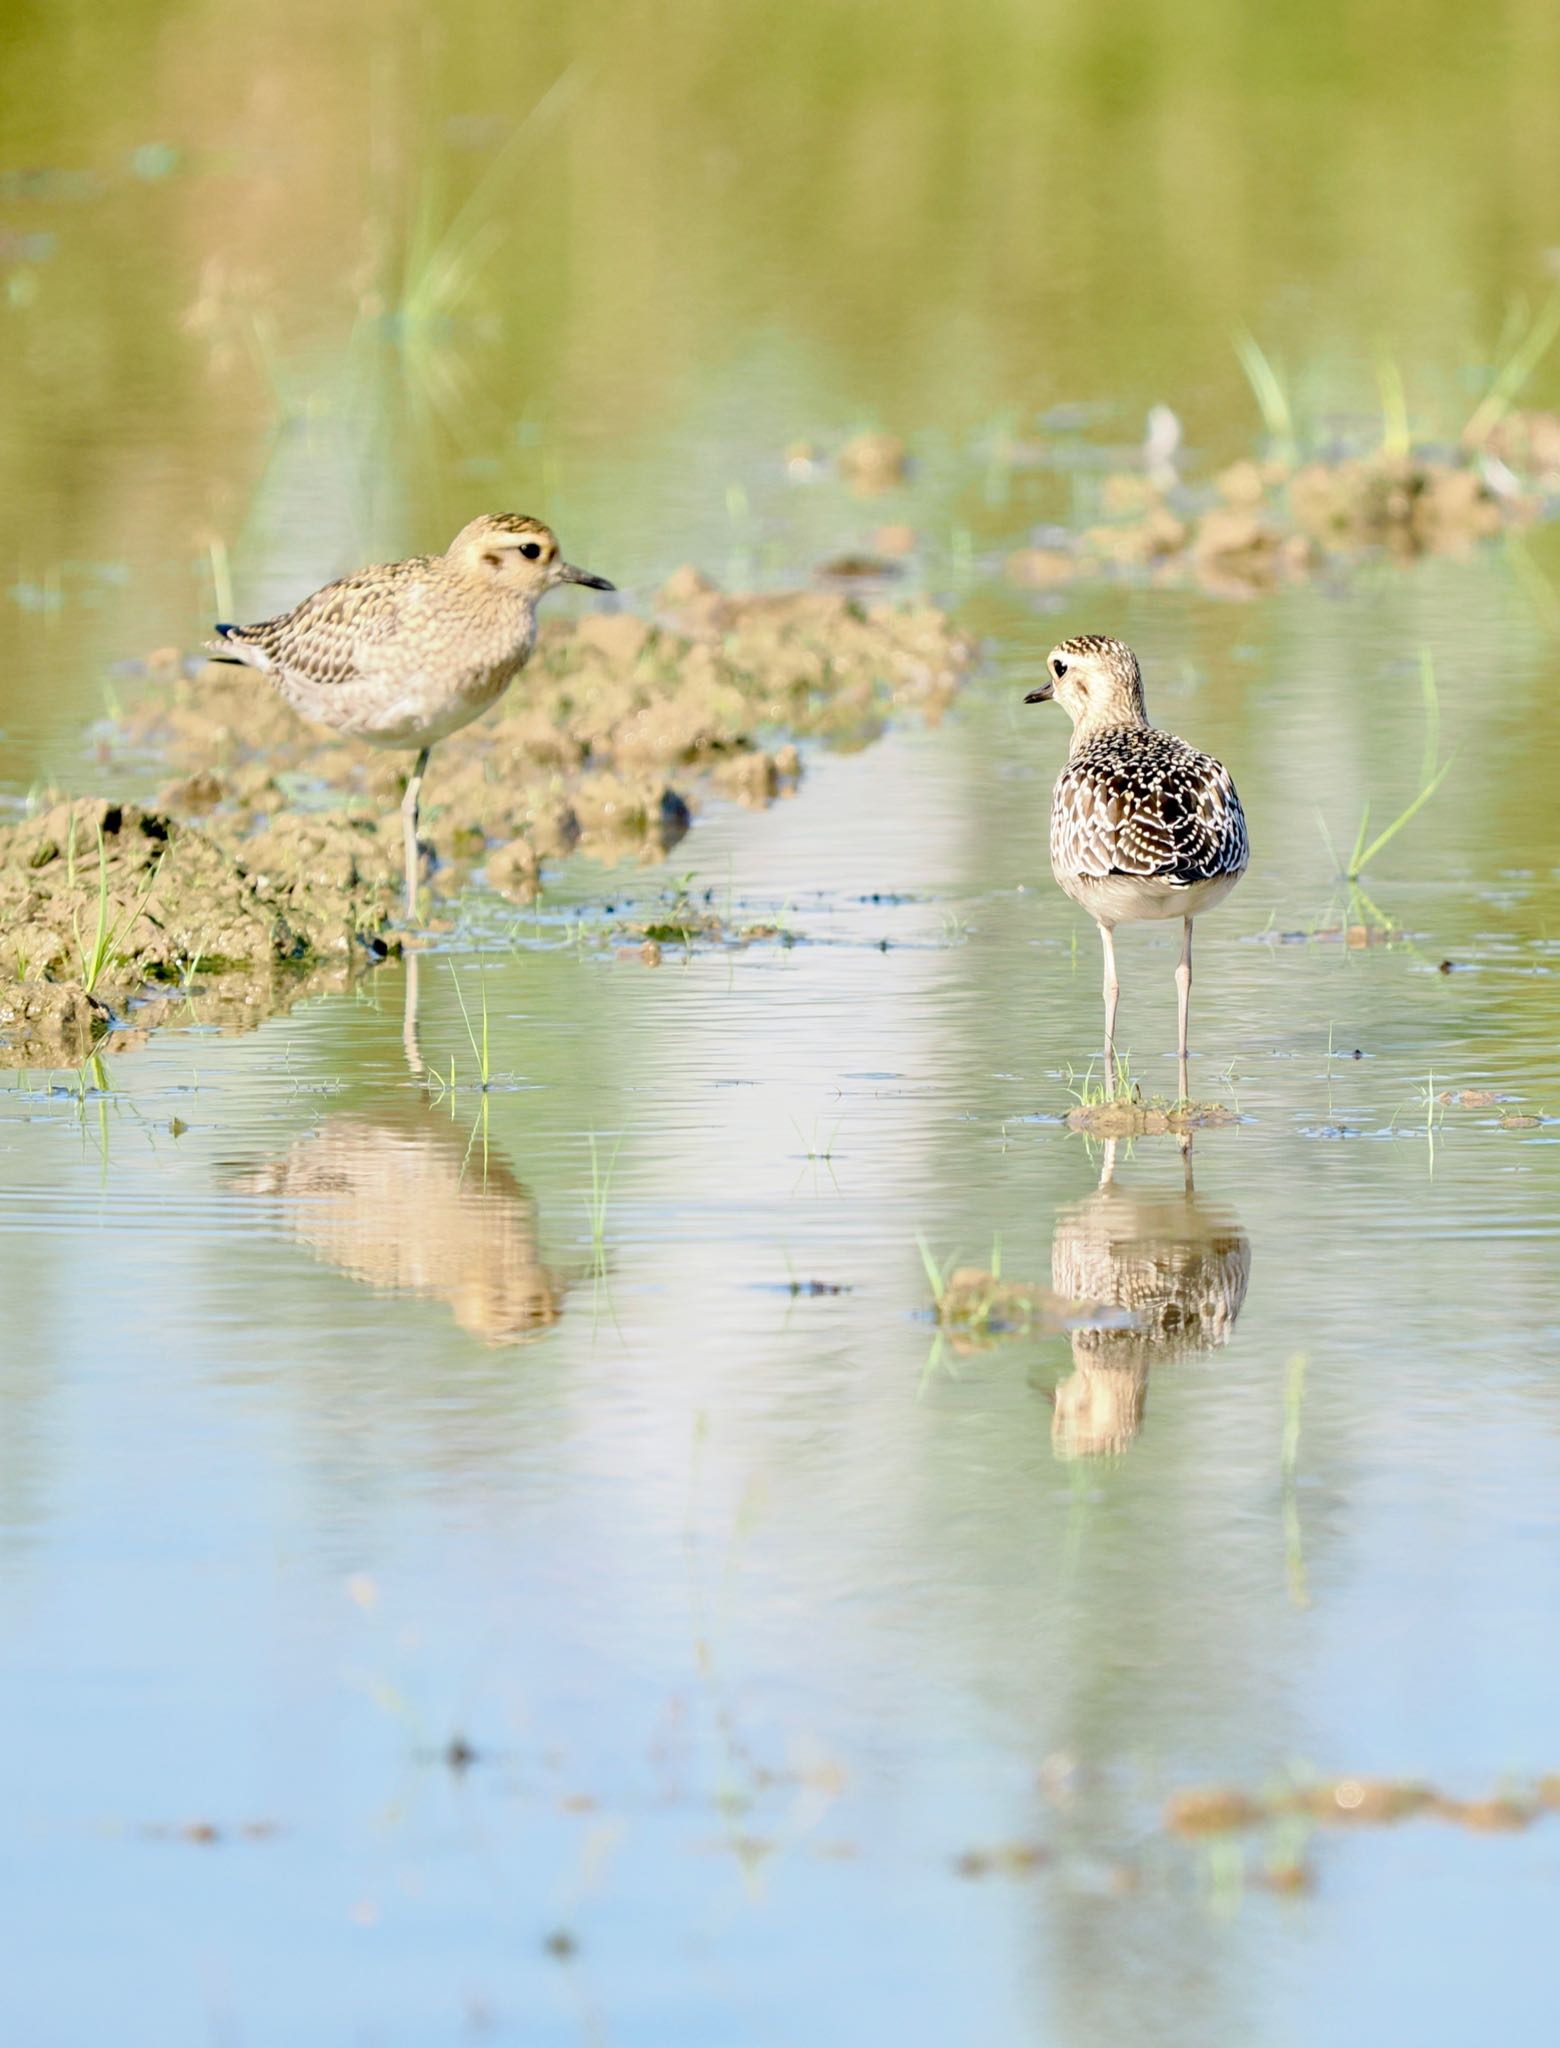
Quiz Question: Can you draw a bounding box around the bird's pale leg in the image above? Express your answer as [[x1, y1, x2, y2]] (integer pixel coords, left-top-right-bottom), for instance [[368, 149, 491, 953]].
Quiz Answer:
[[1175, 917, 1193, 1104], [401, 745, 431, 922], [1099, 922, 1120, 1092]]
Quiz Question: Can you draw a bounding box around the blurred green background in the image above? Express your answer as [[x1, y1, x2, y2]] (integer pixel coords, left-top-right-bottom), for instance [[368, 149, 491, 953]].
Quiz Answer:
[[4, 0, 1560, 775]]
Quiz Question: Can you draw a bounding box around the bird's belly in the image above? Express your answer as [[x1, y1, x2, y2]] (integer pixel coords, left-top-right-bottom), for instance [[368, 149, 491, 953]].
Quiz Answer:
[[281, 660, 521, 748], [1056, 868, 1244, 926]]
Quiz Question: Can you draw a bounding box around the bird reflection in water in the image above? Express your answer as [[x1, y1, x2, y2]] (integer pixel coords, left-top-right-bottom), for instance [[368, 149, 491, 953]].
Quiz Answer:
[[1048, 1139, 1250, 1458], [226, 955, 564, 1344]]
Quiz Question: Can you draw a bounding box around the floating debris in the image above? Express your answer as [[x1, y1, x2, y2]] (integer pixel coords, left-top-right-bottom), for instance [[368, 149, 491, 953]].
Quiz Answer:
[[953, 1841, 1049, 1878], [816, 553, 904, 581], [1288, 1777, 1435, 1825], [1164, 1787, 1267, 1836], [1165, 1772, 1555, 1846]]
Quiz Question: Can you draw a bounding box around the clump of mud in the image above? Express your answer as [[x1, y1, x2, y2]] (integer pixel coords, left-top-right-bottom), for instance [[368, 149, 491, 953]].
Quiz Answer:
[[0, 797, 399, 1064], [1165, 1772, 1549, 1841], [1007, 442, 1540, 601], [927, 1266, 1106, 1351], [1064, 1098, 1238, 1137], [1481, 407, 1560, 482], [111, 569, 972, 899], [935, 1267, 1070, 1335], [614, 880, 790, 960], [2, 574, 972, 1061]]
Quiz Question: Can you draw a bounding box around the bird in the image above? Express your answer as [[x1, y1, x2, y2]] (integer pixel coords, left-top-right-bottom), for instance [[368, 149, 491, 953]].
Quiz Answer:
[[1048, 1138, 1250, 1457], [1025, 634, 1248, 1100], [206, 515, 615, 919]]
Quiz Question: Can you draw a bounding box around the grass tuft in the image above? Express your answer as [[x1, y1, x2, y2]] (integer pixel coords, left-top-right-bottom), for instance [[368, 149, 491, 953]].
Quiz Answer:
[[1233, 329, 1298, 467], [1322, 652, 1457, 884], [67, 819, 165, 996], [1463, 284, 1560, 446]]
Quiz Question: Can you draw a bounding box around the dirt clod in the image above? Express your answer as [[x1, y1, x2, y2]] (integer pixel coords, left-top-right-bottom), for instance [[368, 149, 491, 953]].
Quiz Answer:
[[8, 576, 972, 1057]]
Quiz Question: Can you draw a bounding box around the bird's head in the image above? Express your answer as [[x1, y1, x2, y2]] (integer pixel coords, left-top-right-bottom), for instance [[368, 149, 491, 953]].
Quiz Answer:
[[1025, 635, 1147, 732], [446, 515, 615, 602]]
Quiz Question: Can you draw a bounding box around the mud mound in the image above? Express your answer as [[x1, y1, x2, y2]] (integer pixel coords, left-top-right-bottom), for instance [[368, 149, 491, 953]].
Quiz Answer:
[[110, 571, 975, 898], [2, 575, 974, 1060], [0, 797, 398, 1063]]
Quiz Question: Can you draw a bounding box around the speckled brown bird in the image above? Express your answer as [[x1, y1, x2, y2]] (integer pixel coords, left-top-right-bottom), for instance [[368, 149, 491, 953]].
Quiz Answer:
[[1026, 635, 1248, 1099], [207, 514, 614, 919]]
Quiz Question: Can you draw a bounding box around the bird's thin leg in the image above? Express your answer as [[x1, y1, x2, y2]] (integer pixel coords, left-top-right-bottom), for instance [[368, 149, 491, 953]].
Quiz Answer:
[[402, 744, 431, 922], [1175, 917, 1193, 1104], [1099, 922, 1120, 1093]]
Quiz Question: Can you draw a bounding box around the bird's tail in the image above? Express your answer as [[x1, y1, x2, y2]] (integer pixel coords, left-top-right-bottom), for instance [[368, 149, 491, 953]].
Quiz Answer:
[[205, 622, 272, 671]]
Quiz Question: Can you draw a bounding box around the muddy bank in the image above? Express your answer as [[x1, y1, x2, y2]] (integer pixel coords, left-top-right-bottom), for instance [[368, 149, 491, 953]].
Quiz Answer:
[[113, 569, 972, 884], [1, 574, 974, 1061], [1006, 436, 1549, 600], [0, 796, 400, 1064], [1063, 1097, 1239, 1137]]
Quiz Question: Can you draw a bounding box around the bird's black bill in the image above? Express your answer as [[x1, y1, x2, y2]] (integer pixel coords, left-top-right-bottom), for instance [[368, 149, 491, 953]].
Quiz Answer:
[[1024, 681, 1055, 704], [560, 563, 616, 591]]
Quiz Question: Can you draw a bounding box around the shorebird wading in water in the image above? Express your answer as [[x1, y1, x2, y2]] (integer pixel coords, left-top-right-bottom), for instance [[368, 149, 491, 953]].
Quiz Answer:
[[1027, 635, 1248, 1099], [207, 515, 614, 919]]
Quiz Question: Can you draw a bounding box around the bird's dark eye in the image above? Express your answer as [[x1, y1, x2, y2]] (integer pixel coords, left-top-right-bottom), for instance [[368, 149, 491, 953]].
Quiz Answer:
[[519, 541, 542, 560], [1051, 657, 1068, 678]]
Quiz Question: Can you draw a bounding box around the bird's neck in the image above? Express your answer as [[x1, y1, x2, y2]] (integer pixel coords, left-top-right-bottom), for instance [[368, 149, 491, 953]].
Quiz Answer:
[[1067, 706, 1151, 756]]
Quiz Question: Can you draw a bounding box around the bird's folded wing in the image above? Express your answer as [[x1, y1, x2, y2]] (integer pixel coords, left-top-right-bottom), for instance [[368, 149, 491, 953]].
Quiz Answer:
[[251, 559, 432, 685], [1053, 751, 1246, 882]]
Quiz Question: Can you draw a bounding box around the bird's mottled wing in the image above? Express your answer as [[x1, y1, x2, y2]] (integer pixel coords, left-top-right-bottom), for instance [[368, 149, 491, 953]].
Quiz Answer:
[[240, 556, 437, 685], [1051, 732, 1248, 884]]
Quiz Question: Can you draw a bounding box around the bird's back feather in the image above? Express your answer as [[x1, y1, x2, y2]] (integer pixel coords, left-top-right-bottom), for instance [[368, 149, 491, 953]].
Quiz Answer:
[[1051, 727, 1248, 887]]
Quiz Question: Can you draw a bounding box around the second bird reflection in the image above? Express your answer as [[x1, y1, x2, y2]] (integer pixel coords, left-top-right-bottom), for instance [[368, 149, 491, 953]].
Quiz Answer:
[[1048, 1140, 1250, 1458], [227, 956, 564, 1344]]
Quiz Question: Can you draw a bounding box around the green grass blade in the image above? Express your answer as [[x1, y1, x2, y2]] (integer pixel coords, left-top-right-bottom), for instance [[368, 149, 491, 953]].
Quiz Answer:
[[1464, 283, 1560, 445], [1375, 348, 1410, 459], [1233, 328, 1297, 464], [1346, 802, 1371, 878], [1350, 751, 1458, 877], [1418, 650, 1440, 788]]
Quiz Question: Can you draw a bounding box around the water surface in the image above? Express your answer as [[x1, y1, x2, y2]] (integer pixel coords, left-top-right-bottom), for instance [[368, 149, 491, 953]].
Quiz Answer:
[[4, 6, 1560, 2042]]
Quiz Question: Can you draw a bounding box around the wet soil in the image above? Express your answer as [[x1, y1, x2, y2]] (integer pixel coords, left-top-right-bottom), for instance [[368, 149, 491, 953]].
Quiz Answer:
[[1007, 429, 1554, 600], [0, 796, 398, 1063], [0, 574, 973, 1062], [1064, 1098, 1238, 1137]]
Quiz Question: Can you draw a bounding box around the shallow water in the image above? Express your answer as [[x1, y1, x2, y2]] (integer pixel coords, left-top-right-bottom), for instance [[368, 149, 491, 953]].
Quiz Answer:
[[5, 6, 1560, 2043]]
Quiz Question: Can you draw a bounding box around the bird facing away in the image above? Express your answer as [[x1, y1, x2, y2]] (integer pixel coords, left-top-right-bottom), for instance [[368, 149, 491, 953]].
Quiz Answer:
[[206, 514, 615, 919], [1026, 635, 1248, 1100]]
